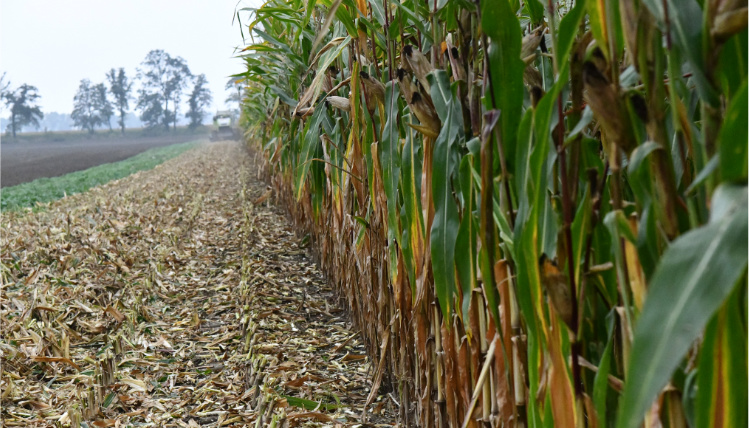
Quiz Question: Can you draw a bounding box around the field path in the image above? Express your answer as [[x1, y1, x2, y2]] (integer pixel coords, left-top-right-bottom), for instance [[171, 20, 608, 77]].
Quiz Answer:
[[0, 142, 394, 426]]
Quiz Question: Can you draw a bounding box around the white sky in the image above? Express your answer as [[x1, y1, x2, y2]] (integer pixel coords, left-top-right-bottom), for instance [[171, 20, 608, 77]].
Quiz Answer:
[[0, 0, 261, 114]]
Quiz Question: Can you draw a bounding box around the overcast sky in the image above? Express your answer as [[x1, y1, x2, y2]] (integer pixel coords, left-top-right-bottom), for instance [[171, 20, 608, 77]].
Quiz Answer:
[[1, 0, 261, 114]]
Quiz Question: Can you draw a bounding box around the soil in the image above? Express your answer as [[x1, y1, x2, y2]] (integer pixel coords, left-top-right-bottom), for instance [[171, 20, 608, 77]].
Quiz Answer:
[[1, 134, 199, 188]]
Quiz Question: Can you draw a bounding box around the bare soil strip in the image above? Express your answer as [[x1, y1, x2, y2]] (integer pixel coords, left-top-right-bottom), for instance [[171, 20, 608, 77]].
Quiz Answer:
[[0, 141, 395, 427], [1, 134, 199, 188]]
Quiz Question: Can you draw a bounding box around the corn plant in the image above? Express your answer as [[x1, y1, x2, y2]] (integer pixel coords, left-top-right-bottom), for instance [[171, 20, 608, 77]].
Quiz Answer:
[[234, 0, 747, 426]]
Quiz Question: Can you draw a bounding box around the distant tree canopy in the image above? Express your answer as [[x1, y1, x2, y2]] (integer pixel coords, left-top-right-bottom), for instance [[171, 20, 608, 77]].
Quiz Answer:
[[94, 83, 114, 131], [2, 83, 43, 138], [186, 74, 212, 129], [136, 50, 192, 130], [106, 68, 133, 134], [71, 79, 110, 134], [0, 72, 10, 100], [136, 91, 164, 129]]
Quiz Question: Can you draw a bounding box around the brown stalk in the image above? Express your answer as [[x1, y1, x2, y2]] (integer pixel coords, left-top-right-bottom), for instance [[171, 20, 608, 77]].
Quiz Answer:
[[461, 335, 498, 428], [555, 94, 583, 399], [577, 163, 611, 326]]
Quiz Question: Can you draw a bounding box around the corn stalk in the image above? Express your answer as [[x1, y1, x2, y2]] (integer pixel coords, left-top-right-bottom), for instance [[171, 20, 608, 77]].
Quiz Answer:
[[234, 0, 748, 426]]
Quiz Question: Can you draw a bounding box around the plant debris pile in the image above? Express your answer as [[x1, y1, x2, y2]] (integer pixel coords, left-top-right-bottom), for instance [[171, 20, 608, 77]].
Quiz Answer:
[[1, 141, 396, 427]]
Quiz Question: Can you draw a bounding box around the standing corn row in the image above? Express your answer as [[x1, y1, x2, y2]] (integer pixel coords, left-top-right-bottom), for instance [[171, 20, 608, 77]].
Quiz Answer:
[[235, 0, 747, 426]]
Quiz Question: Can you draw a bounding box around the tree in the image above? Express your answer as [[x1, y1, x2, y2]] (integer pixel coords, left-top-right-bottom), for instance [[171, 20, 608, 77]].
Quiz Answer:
[[135, 90, 164, 129], [0, 72, 10, 120], [71, 79, 102, 134], [2, 83, 43, 137], [93, 83, 114, 131], [186, 74, 213, 129], [106, 68, 132, 134], [136, 50, 192, 131], [0, 72, 10, 101]]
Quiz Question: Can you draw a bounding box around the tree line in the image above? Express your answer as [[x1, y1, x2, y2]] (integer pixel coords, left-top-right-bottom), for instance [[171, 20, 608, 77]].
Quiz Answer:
[[1, 49, 214, 138], [72, 49, 213, 134]]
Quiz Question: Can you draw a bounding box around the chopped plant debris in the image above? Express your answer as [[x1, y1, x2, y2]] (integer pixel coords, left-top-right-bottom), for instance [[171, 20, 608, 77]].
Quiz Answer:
[[1, 141, 396, 427]]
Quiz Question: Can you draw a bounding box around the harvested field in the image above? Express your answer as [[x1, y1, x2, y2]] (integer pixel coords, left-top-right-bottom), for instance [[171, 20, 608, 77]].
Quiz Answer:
[[1, 133, 202, 188], [0, 141, 395, 427]]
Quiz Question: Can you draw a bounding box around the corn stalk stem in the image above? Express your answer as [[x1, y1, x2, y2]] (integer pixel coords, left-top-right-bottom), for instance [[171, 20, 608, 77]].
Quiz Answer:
[[493, 125, 515, 229], [578, 162, 610, 323], [555, 95, 582, 398], [461, 335, 498, 428]]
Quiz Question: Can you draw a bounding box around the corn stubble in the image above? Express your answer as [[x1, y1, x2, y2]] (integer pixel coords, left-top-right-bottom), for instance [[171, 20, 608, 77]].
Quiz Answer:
[[236, 0, 747, 426]]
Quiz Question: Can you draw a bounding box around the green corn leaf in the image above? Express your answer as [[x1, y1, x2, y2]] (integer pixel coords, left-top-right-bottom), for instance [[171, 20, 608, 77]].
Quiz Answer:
[[429, 74, 463, 320], [719, 81, 748, 183], [428, 70, 452, 121], [269, 85, 299, 107], [368, 0, 386, 25], [586, 0, 609, 58], [570, 187, 591, 286], [482, 0, 524, 173], [400, 120, 424, 293], [254, 28, 295, 56], [493, 198, 515, 261], [294, 106, 327, 200], [455, 155, 477, 322], [381, 82, 402, 283], [512, 109, 534, 228], [717, 32, 747, 100], [391, 0, 433, 44], [696, 287, 748, 428], [524, 0, 545, 25], [593, 311, 616, 426], [640, 0, 720, 107], [627, 141, 660, 206], [335, 2, 358, 37], [555, 0, 585, 72], [616, 184, 748, 428], [514, 71, 566, 348]]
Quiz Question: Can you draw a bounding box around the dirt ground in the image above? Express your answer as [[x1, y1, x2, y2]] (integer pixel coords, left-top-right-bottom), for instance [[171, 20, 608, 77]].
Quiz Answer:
[[0, 141, 395, 427], [1, 134, 199, 188]]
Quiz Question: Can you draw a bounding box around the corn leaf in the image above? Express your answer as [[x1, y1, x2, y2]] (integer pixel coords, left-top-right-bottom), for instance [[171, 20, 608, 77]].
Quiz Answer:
[[481, 0, 524, 172], [429, 72, 462, 320], [696, 288, 748, 428], [719, 81, 747, 183], [455, 155, 477, 321], [641, 0, 720, 106], [295, 107, 327, 200], [381, 82, 402, 282], [616, 184, 748, 428]]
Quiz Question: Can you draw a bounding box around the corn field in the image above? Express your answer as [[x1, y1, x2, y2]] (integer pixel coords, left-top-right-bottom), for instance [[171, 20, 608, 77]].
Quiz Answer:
[[234, 0, 747, 426]]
